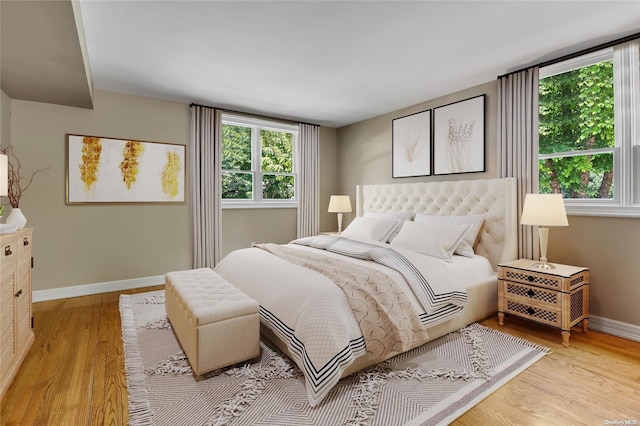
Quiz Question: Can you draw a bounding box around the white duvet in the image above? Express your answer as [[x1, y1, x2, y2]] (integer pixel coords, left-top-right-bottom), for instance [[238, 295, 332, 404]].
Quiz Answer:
[[214, 236, 489, 406]]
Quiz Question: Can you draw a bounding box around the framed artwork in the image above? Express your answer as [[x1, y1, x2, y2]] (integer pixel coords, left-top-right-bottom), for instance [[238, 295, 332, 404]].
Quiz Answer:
[[66, 134, 186, 204], [392, 109, 431, 178], [433, 95, 485, 175]]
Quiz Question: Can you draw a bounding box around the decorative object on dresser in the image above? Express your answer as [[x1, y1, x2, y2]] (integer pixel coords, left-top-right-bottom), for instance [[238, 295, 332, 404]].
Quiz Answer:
[[327, 194, 351, 233], [0, 146, 50, 230], [1, 228, 34, 399], [520, 193, 568, 269], [498, 258, 589, 347]]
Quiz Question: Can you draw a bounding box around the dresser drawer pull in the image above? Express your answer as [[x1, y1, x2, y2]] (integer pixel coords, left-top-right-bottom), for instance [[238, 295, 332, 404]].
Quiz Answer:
[[4, 246, 12, 256], [527, 275, 535, 282], [15, 289, 23, 298], [23, 238, 29, 246], [527, 307, 535, 315], [527, 289, 536, 297]]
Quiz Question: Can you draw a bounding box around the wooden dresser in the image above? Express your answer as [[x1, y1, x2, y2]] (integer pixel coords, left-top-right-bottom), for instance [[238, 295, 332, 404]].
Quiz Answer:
[[1, 228, 34, 399]]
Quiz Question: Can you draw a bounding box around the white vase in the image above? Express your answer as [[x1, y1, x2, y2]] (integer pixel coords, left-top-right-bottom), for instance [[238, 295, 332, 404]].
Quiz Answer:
[[6, 208, 27, 229]]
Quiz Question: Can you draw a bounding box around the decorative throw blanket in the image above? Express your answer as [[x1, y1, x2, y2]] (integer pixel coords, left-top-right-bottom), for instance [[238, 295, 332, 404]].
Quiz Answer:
[[257, 243, 429, 359], [291, 235, 468, 325]]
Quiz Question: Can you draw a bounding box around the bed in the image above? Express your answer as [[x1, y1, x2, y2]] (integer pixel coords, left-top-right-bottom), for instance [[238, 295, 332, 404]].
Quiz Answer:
[[214, 177, 517, 406]]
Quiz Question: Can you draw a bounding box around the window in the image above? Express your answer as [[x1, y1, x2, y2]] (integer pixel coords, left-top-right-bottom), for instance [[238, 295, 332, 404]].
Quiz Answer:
[[221, 114, 298, 208], [538, 41, 640, 217]]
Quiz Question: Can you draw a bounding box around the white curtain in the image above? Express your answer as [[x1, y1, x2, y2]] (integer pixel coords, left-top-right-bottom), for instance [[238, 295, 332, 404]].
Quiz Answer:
[[297, 123, 320, 237], [613, 40, 640, 205], [497, 68, 540, 260], [190, 105, 222, 267]]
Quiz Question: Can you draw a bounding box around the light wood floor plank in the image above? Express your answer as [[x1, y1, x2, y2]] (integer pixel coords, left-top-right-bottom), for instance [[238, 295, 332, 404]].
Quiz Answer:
[[1, 286, 639, 425]]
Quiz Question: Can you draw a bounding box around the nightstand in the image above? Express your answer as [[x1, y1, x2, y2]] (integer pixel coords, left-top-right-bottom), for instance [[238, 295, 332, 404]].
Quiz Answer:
[[319, 231, 339, 236], [498, 259, 589, 347]]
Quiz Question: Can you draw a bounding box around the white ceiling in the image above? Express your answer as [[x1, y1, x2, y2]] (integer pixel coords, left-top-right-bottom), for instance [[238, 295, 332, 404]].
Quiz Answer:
[[5, 1, 640, 128]]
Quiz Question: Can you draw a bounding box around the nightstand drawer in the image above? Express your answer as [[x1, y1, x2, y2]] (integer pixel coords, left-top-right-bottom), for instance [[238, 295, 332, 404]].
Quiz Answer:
[[502, 284, 588, 328], [505, 300, 561, 328], [500, 265, 588, 292], [504, 281, 560, 309]]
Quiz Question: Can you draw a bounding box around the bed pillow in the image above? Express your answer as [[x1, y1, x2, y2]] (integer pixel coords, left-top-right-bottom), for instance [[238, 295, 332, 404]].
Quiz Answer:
[[414, 213, 486, 257], [363, 211, 413, 242], [390, 220, 471, 260], [340, 216, 399, 242]]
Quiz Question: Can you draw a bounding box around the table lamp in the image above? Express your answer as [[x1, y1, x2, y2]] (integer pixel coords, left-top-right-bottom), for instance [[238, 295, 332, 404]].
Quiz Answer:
[[520, 193, 568, 269], [328, 195, 352, 233]]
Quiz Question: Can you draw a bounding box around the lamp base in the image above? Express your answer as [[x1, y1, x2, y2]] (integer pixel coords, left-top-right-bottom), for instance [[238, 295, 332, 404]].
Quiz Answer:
[[531, 257, 555, 269]]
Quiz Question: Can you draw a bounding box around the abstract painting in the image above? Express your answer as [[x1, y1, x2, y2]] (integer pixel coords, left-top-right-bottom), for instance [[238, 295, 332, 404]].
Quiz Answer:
[[392, 109, 431, 178], [433, 95, 485, 175], [66, 134, 186, 203]]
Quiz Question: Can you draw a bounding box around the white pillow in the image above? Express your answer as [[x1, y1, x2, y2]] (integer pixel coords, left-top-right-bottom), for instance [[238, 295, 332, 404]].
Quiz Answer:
[[363, 211, 413, 242], [341, 216, 399, 242], [390, 221, 471, 260], [414, 213, 485, 257]]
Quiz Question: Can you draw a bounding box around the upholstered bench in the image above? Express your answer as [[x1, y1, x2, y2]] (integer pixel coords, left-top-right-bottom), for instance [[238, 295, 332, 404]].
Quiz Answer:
[[165, 268, 260, 375]]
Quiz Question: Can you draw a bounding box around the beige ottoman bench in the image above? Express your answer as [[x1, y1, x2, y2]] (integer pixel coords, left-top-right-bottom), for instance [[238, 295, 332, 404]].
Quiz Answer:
[[165, 268, 260, 375]]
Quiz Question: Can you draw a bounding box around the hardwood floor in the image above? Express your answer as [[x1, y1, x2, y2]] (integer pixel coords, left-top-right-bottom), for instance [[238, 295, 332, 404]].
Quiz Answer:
[[1, 286, 639, 425]]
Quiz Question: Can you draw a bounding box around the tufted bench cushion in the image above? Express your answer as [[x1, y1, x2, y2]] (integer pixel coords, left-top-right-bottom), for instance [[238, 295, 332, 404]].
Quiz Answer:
[[165, 268, 260, 375]]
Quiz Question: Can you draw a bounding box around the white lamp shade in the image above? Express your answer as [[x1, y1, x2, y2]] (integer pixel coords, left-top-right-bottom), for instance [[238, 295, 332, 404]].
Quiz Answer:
[[520, 193, 568, 227], [328, 195, 352, 213], [0, 154, 8, 197]]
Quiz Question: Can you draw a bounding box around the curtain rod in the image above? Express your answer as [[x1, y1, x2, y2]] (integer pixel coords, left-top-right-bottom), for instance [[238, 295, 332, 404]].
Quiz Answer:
[[498, 32, 640, 79], [189, 102, 319, 127]]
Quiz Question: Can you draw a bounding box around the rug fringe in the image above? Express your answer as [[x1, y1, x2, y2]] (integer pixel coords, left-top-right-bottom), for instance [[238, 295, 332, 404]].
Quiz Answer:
[[204, 352, 299, 426], [464, 323, 553, 354], [120, 294, 154, 426]]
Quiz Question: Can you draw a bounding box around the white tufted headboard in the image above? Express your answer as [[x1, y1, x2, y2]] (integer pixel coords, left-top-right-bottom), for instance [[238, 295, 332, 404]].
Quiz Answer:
[[356, 178, 518, 271]]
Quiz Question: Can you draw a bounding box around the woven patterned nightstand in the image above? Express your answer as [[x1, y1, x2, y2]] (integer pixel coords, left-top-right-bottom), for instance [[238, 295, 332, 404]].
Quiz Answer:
[[498, 258, 589, 347]]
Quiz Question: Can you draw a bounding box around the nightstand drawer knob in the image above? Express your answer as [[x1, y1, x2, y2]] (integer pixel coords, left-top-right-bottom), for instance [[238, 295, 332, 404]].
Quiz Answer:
[[527, 275, 535, 282], [527, 289, 536, 297], [527, 307, 535, 315]]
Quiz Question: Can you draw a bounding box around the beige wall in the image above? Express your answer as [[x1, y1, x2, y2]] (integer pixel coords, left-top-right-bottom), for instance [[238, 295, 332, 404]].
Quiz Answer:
[[549, 217, 640, 326], [10, 90, 192, 291], [8, 89, 338, 292], [336, 81, 640, 327]]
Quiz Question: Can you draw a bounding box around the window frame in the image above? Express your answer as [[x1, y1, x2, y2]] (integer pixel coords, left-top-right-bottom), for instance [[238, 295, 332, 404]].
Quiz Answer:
[[538, 43, 640, 218], [221, 113, 298, 209]]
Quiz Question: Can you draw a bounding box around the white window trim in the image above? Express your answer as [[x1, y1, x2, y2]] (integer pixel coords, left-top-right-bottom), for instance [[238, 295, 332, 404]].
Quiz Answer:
[[221, 113, 298, 209], [539, 41, 640, 218]]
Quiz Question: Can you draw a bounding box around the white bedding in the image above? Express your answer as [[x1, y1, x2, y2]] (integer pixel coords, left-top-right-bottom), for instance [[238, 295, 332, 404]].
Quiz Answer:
[[214, 235, 495, 406]]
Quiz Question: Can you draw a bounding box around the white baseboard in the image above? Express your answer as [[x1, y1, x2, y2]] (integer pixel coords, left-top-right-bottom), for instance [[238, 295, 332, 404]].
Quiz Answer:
[[589, 315, 640, 343], [33, 275, 165, 303]]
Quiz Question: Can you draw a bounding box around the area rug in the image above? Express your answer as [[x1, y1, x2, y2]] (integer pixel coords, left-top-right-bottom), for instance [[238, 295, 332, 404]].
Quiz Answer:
[[120, 290, 549, 426]]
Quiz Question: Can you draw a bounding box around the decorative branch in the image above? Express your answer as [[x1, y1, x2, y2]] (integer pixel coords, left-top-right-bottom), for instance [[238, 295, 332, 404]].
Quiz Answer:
[[0, 145, 50, 208]]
